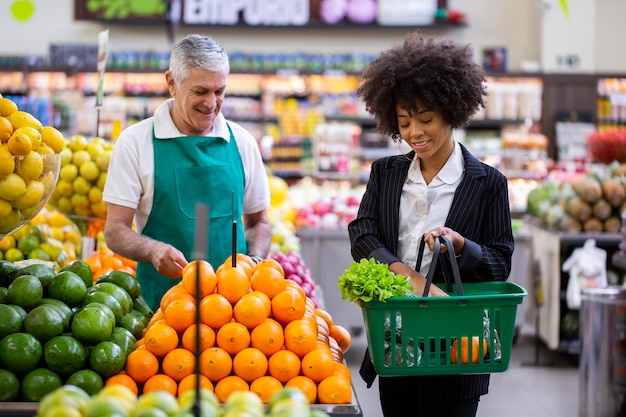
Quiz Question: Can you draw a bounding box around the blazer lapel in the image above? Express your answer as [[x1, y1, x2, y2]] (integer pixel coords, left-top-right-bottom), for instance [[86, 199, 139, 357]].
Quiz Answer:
[[446, 145, 487, 233]]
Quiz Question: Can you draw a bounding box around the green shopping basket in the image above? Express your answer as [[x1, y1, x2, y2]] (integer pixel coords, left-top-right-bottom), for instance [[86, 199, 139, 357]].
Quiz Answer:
[[359, 236, 527, 376]]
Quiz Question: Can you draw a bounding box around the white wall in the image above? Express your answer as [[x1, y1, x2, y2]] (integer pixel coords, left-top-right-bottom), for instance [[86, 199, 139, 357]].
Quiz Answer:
[[0, 0, 621, 73]]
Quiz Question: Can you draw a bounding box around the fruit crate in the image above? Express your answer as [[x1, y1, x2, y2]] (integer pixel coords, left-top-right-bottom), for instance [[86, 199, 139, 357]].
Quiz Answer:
[[360, 281, 527, 376]]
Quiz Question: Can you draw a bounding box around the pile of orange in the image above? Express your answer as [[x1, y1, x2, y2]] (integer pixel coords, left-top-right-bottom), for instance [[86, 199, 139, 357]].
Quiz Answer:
[[81, 247, 136, 281], [107, 254, 352, 405]]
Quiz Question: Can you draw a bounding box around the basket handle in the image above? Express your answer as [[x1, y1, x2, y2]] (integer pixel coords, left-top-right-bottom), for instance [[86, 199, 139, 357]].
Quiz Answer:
[[418, 235, 464, 297]]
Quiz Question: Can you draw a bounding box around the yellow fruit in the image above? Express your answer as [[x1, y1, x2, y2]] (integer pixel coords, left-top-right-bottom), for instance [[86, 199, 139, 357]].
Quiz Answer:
[[72, 177, 90, 195], [59, 164, 78, 182], [96, 172, 107, 189], [36, 144, 55, 155], [72, 150, 90, 167], [268, 175, 289, 206], [85, 141, 104, 159], [96, 150, 112, 171], [40, 126, 65, 154], [0, 116, 13, 142], [7, 132, 33, 156], [60, 147, 72, 165], [0, 199, 12, 218], [0, 212, 22, 236], [0, 98, 18, 118], [0, 173, 26, 201], [15, 151, 44, 181], [7, 111, 42, 130], [13, 126, 42, 149], [88, 187, 102, 203], [54, 179, 74, 198], [68, 135, 88, 152], [91, 201, 107, 218], [0, 145, 15, 177], [0, 235, 16, 251], [57, 197, 73, 214], [79, 161, 100, 182], [70, 193, 89, 209], [12, 181, 45, 210]]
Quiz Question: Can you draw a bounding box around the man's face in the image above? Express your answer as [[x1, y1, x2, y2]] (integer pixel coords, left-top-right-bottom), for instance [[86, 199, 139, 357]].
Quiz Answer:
[[166, 67, 227, 136]]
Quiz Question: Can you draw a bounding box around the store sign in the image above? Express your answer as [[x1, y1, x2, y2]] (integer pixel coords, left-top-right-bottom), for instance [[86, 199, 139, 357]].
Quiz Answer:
[[183, 0, 309, 26]]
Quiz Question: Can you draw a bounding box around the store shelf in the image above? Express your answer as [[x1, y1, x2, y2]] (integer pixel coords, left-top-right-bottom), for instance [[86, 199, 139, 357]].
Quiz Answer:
[[613, 252, 626, 272]]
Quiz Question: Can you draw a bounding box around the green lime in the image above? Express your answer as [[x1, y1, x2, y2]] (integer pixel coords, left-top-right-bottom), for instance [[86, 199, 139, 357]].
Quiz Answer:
[[0, 368, 19, 402], [97, 270, 140, 300], [38, 298, 72, 332], [82, 302, 116, 329], [0, 259, 17, 286], [0, 332, 43, 375], [43, 335, 88, 378], [17, 234, 40, 254], [88, 340, 126, 379], [0, 286, 7, 303], [0, 303, 22, 340], [120, 312, 145, 340], [71, 304, 114, 346], [81, 291, 123, 325], [8, 262, 56, 290], [129, 308, 149, 328], [108, 327, 136, 358], [4, 248, 24, 263], [132, 295, 154, 320], [23, 304, 64, 343], [65, 369, 104, 396], [112, 325, 137, 344], [20, 367, 62, 402], [6, 303, 27, 321], [61, 259, 93, 289], [47, 270, 87, 307], [83, 397, 129, 417], [89, 282, 133, 314], [6, 274, 43, 310], [28, 248, 52, 262]]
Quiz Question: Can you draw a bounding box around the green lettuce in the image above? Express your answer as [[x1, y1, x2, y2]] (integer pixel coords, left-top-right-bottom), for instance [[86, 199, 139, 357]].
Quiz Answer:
[[337, 258, 414, 303]]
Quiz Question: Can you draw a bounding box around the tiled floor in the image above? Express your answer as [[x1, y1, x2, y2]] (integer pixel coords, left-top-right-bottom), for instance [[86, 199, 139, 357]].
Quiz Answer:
[[346, 326, 580, 417]]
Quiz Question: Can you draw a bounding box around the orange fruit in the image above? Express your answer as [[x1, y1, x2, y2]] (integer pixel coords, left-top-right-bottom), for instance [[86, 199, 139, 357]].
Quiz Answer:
[[178, 374, 213, 396], [160, 287, 194, 312], [162, 347, 196, 382], [233, 291, 271, 329], [314, 309, 334, 330], [250, 318, 285, 357], [249, 375, 283, 403], [216, 262, 252, 280], [125, 348, 159, 384], [285, 375, 318, 404], [216, 321, 250, 356], [233, 347, 269, 383], [317, 375, 352, 404], [224, 253, 255, 270], [182, 323, 216, 353], [214, 375, 249, 403], [143, 322, 179, 357], [450, 336, 488, 364], [253, 258, 284, 276], [333, 362, 352, 383], [199, 347, 233, 382], [283, 319, 318, 358], [182, 259, 217, 297], [285, 280, 307, 301], [200, 293, 233, 329], [268, 349, 301, 384], [142, 374, 178, 397], [216, 266, 250, 304], [271, 288, 306, 325], [250, 266, 286, 299], [164, 297, 197, 333], [105, 373, 138, 396], [329, 324, 351, 353], [301, 347, 335, 383]]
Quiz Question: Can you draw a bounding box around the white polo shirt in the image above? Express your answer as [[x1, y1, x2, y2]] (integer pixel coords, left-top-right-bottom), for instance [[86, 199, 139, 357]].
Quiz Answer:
[[102, 98, 270, 233]]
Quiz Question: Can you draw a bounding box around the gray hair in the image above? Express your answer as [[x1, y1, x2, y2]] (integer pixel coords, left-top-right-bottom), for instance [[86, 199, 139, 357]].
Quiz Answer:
[[169, 34, 230, 85]]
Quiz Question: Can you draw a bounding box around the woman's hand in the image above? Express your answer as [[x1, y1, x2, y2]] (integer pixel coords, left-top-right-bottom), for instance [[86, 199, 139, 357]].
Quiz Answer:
[[424, 226, 465, 257]]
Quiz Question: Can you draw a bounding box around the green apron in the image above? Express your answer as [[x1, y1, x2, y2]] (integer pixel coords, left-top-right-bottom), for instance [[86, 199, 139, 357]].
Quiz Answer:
[[136, 123, 248, 311]]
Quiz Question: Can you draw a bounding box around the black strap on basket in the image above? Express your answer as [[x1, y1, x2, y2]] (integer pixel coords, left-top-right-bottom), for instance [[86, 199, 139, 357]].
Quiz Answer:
[[416, 234, 464, 299]]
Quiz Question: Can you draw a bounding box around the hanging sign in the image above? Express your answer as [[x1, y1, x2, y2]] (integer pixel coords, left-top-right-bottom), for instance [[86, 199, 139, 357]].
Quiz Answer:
[[183, 0, 309, 26], [96, 29, 109, 108]]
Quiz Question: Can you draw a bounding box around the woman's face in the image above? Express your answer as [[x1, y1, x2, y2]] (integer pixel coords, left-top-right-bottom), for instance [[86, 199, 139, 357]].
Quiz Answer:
[[396, 102, 453, 164], [166, 67, 227, 136]]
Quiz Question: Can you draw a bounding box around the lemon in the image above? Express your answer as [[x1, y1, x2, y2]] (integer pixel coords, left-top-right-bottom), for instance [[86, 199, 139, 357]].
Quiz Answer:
[[0, 98, 18, 118], [68, 135, 88, 152], [90, 202, 107, 218], [15, 151, 43, 181], [64, 228, 82, 245], [47, 210, 68, 228], [54, 179, 73, 198], [40, 126, 65, 154], [72, 150, 90, 167], [96, 149, 112, 171], [19, 204, 40, 221], [70, 194, 89, 210], [88, 187, 102, 203], [0, 173, 26, 201], [74, 206, 92, 217], [7, 132, 33, 156], [0, 117, 13, 142], [0, 200, 11, 221], [36, 144, 55, 155], [39, 170, 56, 193], [60, 147, 72, 165], [0, 145, 15, 177], [13, 126, 42, 149], [13, 181, 44, 210], [79, 160, 100, 182], [56, 197, 73, 214], [59, 164, 78, 182], [96, 172, 107, 189], [72, 177, 90, 195], [7, 111, 42, 130], [85, 141, 104, 159]]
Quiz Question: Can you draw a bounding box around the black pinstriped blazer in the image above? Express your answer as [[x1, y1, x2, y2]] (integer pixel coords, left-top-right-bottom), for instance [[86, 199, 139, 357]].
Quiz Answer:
[[348, 143, 514, 399]]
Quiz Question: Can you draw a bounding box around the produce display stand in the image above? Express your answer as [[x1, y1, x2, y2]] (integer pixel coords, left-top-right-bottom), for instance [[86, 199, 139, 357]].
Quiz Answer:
[[0, 402, 37, 417]]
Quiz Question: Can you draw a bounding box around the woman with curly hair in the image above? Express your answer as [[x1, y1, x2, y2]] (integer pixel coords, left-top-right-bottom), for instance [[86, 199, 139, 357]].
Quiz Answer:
[[348, 31, 514, 416]]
